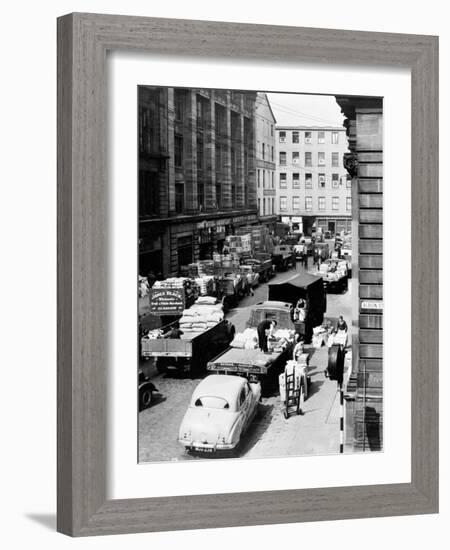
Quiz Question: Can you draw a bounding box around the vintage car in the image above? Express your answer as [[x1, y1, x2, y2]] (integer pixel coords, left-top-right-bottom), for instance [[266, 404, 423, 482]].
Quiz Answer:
[[178, 374, 261, 454]]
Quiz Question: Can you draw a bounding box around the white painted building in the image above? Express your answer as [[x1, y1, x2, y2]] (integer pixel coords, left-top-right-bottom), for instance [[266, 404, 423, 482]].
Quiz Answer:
[[255, 93, 277, 226], [275, 126, 351, 235]]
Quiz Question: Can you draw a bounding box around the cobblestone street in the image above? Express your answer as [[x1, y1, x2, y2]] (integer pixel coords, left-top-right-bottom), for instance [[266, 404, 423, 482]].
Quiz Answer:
[[139, 258, 353, 463]]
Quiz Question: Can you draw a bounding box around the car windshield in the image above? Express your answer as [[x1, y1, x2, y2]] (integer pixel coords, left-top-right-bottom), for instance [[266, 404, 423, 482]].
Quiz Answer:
[[194, 396, 230, 409]]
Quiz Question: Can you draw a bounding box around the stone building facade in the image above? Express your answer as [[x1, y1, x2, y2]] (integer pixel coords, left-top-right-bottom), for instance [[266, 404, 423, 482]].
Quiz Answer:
[[139, 87, 258, 278], [335, 96, 383, 452], [255, 93, 277, 228], [275, 126, 350, 235]]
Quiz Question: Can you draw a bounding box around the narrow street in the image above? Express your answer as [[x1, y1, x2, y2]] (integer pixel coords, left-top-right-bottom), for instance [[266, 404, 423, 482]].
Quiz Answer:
[[139, 255, 353, 463]]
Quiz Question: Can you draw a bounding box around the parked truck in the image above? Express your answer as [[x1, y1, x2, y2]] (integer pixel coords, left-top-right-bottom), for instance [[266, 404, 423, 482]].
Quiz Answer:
[[272, 244, 296, 271], [317, 259, 349, 293], [245, 253, 274, 282], [142, 319, 235, 376], [214, 266, 246, 309], [207, 301, 296, 392], [268, 273, 327, 343]]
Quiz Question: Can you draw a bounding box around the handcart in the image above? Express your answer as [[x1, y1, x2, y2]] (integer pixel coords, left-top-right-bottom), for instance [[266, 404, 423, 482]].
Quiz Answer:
[[279, 360, 309, 419]]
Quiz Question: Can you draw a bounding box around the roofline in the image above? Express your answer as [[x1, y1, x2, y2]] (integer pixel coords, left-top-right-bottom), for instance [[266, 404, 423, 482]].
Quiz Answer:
[[276, 125, 346, 131], [257, 92, 277, 124]]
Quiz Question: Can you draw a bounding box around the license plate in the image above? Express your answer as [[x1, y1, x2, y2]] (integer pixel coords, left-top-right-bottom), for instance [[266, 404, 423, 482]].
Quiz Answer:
[[193, 446, 214, 453]]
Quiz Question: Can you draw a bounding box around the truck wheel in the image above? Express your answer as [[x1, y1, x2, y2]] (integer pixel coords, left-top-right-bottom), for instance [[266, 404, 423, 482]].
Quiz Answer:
[[139, 387, 153, 410], [284, 410, 289, 420]]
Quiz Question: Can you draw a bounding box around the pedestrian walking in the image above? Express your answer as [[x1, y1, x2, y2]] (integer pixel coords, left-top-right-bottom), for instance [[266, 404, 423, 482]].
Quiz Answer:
[[245, 272, 254, 296], [257, 319, 277, 353]]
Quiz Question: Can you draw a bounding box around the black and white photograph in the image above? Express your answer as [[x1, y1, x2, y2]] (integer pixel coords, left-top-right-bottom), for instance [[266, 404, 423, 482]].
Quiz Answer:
[[137, 87, 383, 462]]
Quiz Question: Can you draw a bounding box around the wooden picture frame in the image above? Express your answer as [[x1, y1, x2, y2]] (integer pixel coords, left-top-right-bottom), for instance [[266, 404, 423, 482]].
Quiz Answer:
[[57, 13, 438, 536]]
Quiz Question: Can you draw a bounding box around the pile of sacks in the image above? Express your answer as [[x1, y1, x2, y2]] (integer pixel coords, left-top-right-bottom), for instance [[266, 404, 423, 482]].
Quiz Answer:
[[179, 298, 224, 332], [231, 328, 258, 350], [138, 276, 150, 298]]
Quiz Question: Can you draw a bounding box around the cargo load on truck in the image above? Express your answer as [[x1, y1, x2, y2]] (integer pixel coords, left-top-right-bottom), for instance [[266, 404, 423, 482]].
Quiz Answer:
[[141, 297, 235, 376], [316, 259, 348, 293], [207, 301, 296, 391]]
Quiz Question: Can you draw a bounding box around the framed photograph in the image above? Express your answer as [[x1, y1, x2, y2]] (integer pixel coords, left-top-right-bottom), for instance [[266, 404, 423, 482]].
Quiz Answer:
[[57, 13, 438, 536]]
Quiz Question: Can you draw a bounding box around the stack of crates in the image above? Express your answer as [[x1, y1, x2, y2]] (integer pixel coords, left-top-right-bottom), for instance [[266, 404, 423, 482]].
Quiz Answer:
[[197, 260, 215, 276]]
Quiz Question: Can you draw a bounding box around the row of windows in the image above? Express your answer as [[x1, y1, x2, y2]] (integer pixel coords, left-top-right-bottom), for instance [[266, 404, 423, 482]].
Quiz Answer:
[[258, 197, 275, 216], [257, 169, 275, 189], [278, 130, 340, 145], [279, 151, 341, 167], [279, 196, 351, 212], [259, 142, 274, 162], [279, 172, 350, 189]]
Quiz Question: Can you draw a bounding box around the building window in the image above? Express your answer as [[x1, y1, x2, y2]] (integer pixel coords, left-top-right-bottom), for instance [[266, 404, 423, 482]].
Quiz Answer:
[[197, 138, 204, 171], [215, 143, 222, 174], [272, 198, 275, 213], [258, 169, 261, 188], [175, 183, 184, 213], [332, 173, 339, 188], [318, 196, 326, 211], [292, 173, 300, 188], [305, 197, 312, 211], [216, 183, 221, 209], [262, 143, 265, 160], [332, 197, 339, 211], [263, 170, 266, 188], [346, 197, 352, 211], [263, 198, 266, 216], [346, 176, 352, 188], [293, 196, 300, 210], [292, 131, 299, 143], [271, 172, 274, 188], [279, 131, 286, 143], [318, 131, 325, 144], [196, 98, 204, 128], [174, 91, 184, 121], [139, 170, 159, 217], [305, 152, 312, 166], [271, 146, 274, 161], [198, 182, 205, 210], [332, 152, 339, 167], [305, 131, 312, 144], [332, 131, 339, 144], [174, 135, 183, 167], [305, 173, 312, 188], [258, 198, 261, 214], [318, 152, 325, 166], [271, 125, 274, 137], [279, 151, 287, 165], [292, 151, 299, 164], [279, 173, 287, 188], [318, 173, 326, 189], [280, 196, 287, 211]]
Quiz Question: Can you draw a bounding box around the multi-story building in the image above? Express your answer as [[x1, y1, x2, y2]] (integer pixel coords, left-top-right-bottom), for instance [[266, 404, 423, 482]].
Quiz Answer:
[[139, 86, 258, 278], [275, 126, 350, 235], [255, 93, 277, 228]]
